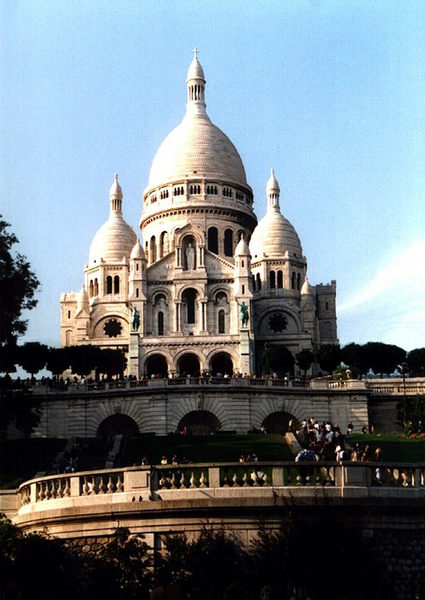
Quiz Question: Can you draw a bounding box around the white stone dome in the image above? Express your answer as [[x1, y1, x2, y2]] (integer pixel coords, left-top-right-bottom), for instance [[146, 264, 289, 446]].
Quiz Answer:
[[249, 169, 303, 260], [235, 233, 250, 256], [89, 176, 137, 265], [130, 238, 145, 260], [146, 53, 248, 192]]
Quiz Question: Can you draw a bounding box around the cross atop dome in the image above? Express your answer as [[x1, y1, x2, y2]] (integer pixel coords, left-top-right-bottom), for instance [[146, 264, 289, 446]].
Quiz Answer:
[[193, 47, 199, 60]]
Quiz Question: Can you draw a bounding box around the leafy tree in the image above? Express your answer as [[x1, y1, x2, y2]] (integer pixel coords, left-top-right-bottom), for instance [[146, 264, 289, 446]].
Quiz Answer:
[[67, 345, 102, 377], [295, 349, 315, 378], [362, 342, 406, 376], [407, 348, 425, 377], [0, 218, 39, 349], [16, 342, 49, 377], [341, 342, 368, 373], [317, 343, 341, 373], [46, 347, 72, 377], [97, 348, 126, 379], [260, 344, 294, 377]]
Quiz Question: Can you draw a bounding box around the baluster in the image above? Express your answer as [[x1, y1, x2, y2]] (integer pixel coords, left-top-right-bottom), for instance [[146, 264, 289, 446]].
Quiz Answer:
[[199, 472, 207, 488], [170, 473, 177, 488], [179, 471, 187, 489], [232, 472, 239, 487], [190, 472, 197, 488], [117, 474, 124, 492], [37, 483, 45, 501], [45, 482, 52, 499], [99, 476, 107, 494], [392, 468, 400, 486], [251, 470, 260, 486], [51, 480, 57, 499], [222, 475, 230, 487], [242, 473, 249, 487], [263, 473, 269, 487], [64, 478, 71, 497], [107, 476, 114, 493], [82, 476, 90, 495]]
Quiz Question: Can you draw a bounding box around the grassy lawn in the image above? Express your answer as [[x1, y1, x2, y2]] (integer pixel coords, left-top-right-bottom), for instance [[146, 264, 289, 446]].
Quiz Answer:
[[0, 438, 66, 489], [348, 434, 425, 463], [120, 433, 293, 466]]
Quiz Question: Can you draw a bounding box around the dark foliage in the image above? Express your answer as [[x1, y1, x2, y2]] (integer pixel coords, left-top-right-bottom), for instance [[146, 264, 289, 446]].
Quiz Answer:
[[16, 342, 49, 376], [295, 349, 315, 377], [316, 343, 341, 373], [260, 343, 294, 376], [407, 347, 425, 377]]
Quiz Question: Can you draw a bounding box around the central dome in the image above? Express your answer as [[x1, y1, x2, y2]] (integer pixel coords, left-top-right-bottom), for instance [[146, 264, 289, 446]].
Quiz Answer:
[[145, 53, 249, 193]]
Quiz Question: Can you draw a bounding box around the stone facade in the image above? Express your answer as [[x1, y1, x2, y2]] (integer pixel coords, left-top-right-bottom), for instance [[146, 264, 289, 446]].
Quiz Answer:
[[60, 52, 337, 379]]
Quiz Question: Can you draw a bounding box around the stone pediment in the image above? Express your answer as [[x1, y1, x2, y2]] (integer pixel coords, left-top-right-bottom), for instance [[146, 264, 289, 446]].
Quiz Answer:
[[146, 251, 175, 277], [204, 251, 234, 276]]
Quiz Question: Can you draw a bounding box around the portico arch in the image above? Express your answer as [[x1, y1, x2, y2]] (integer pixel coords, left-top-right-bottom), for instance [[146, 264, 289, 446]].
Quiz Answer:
[[177, 353, 201, 377], [210, 352, 233, 376], [178, 410, 221, 435], [145, 354, 168, 378], [262, 411, 298, 435], [97, 414, 139, 438]]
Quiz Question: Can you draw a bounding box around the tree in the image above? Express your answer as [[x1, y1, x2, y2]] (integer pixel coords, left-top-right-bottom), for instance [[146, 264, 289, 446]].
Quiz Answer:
[[46, 347, 71, 377], [295, 349, 315, 378], [341, 342, 368, 374], [317, 344, 341, 373], [97, 348, 127, 379], [260, 344, 294, 377], [0, 218, 39, 350], [362, 342, 406, 376], [67, 345, 102, 377], [17, 342, 49, 377], [407, 348, 425, 377]]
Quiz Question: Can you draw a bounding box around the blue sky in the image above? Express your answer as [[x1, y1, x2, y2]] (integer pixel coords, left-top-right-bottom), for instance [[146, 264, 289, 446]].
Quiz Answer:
[[1, 0, 424, 351]]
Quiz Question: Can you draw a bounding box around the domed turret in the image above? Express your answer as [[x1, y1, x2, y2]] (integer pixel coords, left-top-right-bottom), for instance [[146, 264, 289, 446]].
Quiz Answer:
[[89, 175, 137, 265], [235, 233, 250, 257], [250, 169, 303, 260], [301, 276, 314, 296], [76, 285, 89, 311], [130, 238, 145, 260]]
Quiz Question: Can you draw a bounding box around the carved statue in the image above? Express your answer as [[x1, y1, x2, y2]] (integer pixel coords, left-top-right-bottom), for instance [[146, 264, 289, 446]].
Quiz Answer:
[[185, 242, 195, 270], [130, 306, 140, 332], [240, 302, 249, 327]]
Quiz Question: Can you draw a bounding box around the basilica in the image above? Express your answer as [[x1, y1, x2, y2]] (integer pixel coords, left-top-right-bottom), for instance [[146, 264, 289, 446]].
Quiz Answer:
[[60, 52, 337, 378]]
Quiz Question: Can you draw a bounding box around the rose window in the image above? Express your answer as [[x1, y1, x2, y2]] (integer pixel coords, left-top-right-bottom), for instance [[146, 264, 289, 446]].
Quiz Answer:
[[103, 319, 122, 338], [268, 313, 287, 333]]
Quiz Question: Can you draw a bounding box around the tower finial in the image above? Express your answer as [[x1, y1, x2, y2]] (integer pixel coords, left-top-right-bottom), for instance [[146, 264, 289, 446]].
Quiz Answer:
[[193, 47, 199, 60]]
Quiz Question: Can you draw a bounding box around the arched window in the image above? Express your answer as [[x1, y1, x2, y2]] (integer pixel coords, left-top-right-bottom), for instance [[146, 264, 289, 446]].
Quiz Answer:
[[242, 284, 245, 294], [183, 289, 197, 324], [277, 270, 283, 288], [291, 272, 296, 289], [224, 229, 233, 256], [159, 231, 169, 258], [270, 270, 276, 289], [150, 236, 156, 263], [94, 279, 99, 296], [252, 275, 256, 291], [136, 288, 139, 298], [208, 227, 218, 254], [158, 312, 164, 336], [218, 310, 225, 334], [114, 275, 120, 294], [106, 276, 112, 294], [89, 280, 94, 297], [256, 273, 262, 290], [297, 273, 301, 290]]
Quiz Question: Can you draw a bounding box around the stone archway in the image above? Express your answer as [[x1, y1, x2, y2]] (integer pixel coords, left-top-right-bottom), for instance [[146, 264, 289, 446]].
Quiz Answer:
[[210, 352, 233, 376], [97, 414, 139, 438], [178, 353, 201, 377], [178, 410, 221, 435], [262, 411, 298, 435], [145, 354, 168, 378]]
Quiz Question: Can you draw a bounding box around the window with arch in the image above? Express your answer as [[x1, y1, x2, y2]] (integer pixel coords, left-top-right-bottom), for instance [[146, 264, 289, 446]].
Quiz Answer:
[[189, 184, 201, 194], [218, 309, 225, 334], [252, 275, 256, 291], [270, 270, 276, 289], [113, 275, 120, 294], [136, 288, 139, 298], [242, 284, 245, 294], [89, 280, 94, 297], [94, 279, 99, 296], [159, 231, 169, 258], [182, 288, 197, 324], [206, 185, 218, 195], [277, 270, 283, 289], [224, 229, 233, 256], [297, 273, 301, 290], [291, 272, 296, 289], [256, 273, 262, 291], [106, 276, 112, 294], [150, 236, 156, 263], [207, 227, 218, 254], [158, 311, 164, 336], [67, 310, 71, 319]]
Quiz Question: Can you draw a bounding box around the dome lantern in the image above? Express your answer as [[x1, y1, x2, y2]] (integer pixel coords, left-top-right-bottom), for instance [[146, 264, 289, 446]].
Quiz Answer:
[[109, 173, 123, 213], [266, 168, 280, 210], [186, 48, 206, 115]]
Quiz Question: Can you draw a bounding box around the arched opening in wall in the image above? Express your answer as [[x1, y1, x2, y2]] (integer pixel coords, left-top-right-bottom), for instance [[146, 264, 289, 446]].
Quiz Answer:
[[210, 352, 233, 377], [159, 231, 169, 258], [270, 270, 276, 289], [207, 227, 218, 254], [150, 236, 157, 263], [89, 280, 94, 297], [262, 411, 298, 435], [94, 279, 99, 296], [178, 353, 200, 377], [182, 288, 197, 324], [218, 309, 225, 333], [97, 414, 139, 438], [297, 273, 301, 290], [224, 229, 233, 256], [145, 354, 168, 378], [113, 275, 120, 294], [277, 270, 283, 289], [291, 271, 296, 289], [178, 410, 221, 435], [256, 273, 262, 290]]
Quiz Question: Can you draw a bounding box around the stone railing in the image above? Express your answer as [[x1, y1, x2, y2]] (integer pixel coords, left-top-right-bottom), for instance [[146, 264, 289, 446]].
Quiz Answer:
[[18, 462, 425, 511]]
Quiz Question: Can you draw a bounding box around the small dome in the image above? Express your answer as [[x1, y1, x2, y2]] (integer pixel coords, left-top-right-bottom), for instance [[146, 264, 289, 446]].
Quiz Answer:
[[235, 233, 250, 256], [77, 285, 89, 307], [89, 215, 137, 264], [301, 276, 314, 296], [250, 210, 302, 260], [187, 51, 205, 81], [109, 173, 122, 198], [130, 238, 145, 260], [266, 168, 280, 196]]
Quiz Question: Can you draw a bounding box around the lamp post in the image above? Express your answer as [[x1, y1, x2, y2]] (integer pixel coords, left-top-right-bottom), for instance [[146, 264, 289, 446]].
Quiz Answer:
[[398, 362, 409, 424]]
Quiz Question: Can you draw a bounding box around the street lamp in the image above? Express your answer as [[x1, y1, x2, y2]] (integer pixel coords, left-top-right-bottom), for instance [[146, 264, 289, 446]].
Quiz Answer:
[[398, 362, 409, 424]]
